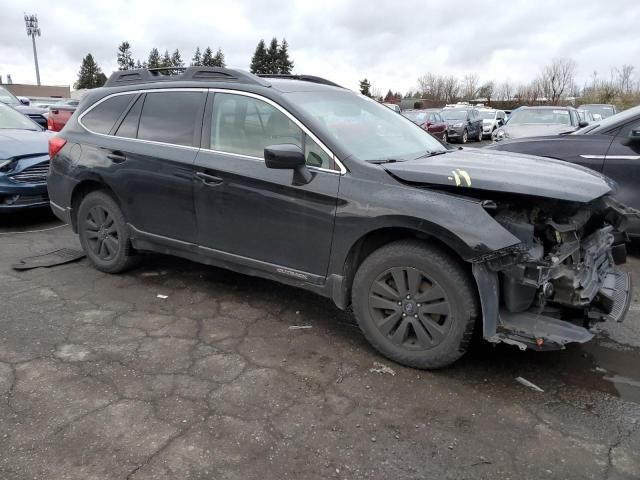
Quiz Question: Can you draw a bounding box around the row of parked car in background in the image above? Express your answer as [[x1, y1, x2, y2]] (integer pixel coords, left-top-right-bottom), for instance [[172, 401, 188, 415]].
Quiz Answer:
[[397, 101, 618, 144]]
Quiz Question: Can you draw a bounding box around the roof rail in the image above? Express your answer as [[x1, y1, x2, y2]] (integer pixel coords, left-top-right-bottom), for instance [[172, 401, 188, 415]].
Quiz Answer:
[[104, 67, 271, 88], [257, 74, 343, 88]]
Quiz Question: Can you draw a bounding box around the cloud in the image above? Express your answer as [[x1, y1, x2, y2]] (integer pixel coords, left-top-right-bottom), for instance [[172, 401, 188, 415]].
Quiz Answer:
[[0, 0, 638, 94]]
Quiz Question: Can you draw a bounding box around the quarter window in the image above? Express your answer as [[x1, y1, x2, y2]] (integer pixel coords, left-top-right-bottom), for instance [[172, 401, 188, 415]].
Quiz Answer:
[[211, 93, 332, 169], [138, 91, 204, 147], [82, 94, 134, 135], [114, 95, 143, 138]]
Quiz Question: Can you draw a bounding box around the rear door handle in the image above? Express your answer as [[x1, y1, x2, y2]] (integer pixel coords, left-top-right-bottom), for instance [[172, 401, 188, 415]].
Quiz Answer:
[[195, 171, 223, 186], [107, 151, 127, 163]]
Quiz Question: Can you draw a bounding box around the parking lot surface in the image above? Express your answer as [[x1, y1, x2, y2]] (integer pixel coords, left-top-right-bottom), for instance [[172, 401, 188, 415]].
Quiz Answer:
[[1, 210, 639, 480]]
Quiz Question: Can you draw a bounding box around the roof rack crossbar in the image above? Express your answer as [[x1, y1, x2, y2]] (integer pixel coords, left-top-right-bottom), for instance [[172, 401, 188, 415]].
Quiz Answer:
[[257, 74, 343, 88], [104, 67, 271, 88]]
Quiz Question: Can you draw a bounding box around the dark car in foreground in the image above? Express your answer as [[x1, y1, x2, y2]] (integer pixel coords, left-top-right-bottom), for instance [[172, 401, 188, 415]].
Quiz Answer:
[[0, 85, 49, 129], [487, 105, 640, 236], [441, 106, 483, 143], [48, 67, 634, 369], [0, 102, 52, 211], [493, 106, 586, 142], [402, 109, 448, 142]]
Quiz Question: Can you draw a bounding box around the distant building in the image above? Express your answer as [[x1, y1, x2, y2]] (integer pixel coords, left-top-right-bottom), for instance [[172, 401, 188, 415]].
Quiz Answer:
[[1, 83, 70, 99]]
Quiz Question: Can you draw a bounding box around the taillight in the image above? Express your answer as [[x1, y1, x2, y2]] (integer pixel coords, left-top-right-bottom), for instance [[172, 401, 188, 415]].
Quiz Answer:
[[49, 136, 67, 159]]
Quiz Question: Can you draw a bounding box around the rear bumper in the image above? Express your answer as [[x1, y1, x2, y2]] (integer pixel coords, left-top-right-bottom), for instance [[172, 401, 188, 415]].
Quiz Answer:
[[49, 200, 72, 224]]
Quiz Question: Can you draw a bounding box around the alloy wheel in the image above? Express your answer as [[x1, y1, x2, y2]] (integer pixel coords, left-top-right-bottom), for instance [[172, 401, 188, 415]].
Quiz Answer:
[[462, 130, 468, 143], [83, 206, 119, 261], [368, 266, 452, 350]]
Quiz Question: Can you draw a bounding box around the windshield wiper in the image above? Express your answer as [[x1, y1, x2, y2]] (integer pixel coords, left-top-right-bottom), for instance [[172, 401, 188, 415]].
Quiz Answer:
[[415, 150, 448, 160]]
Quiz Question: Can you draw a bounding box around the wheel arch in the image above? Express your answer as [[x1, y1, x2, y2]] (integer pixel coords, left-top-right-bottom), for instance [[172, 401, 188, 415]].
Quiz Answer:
[[336, 219, 477, 310], [69, 176, 122, 233]]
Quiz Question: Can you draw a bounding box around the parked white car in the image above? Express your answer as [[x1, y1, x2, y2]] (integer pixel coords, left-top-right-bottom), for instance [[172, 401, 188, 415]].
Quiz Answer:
[[478, 108, 506, 138]]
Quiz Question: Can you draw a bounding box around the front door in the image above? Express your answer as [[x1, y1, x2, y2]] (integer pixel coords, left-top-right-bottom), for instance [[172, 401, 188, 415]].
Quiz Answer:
[[193, 91, 340, 279]]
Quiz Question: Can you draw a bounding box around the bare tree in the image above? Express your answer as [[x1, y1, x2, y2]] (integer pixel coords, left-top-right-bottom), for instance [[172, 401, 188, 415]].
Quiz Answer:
[[462, 73, 480, 100], [478, 81, 495, 103], [497, 80, 515, 101], [539, 58, 576, 104], [443, 76, 460, 103], [615, 64, 635, 94]]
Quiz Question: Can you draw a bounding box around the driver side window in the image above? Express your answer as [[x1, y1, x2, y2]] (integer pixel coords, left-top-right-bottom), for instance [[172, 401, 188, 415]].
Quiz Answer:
[[210, 93, 332, 169]]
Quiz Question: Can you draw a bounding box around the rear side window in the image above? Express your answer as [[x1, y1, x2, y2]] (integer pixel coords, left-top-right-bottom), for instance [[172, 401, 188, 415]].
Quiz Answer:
[[82, 94, 134, 134], [115, 95, 143, 138], [138, 91, 204, 147]]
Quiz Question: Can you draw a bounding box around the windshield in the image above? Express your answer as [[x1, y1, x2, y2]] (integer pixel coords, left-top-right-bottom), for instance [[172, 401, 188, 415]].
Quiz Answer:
[[580, 104, 616, 118], [442, 110, 468, 121], [508, 108, 571, 125], [478, 110, 496, 120], [0, 103, 41, 130], [286, 91, 445, 162], [0, 86, 20, 106], [402, 111, 427, 123]]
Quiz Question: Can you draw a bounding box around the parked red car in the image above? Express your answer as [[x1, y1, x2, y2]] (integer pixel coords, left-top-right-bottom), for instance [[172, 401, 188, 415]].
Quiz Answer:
[[402, 109, 448, 143], [47, 99, 79, 132]]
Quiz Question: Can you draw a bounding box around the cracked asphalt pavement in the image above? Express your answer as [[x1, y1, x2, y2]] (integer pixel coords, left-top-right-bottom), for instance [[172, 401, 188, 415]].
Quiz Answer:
[[1, 210, 639, 480]]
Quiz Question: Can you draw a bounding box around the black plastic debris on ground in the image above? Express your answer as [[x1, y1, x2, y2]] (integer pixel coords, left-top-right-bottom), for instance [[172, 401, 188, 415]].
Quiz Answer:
[[12, 248, 85, 271]]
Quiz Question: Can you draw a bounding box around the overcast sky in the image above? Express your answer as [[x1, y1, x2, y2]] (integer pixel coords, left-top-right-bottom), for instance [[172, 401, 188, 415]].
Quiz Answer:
[[1, 0, 639, 94]]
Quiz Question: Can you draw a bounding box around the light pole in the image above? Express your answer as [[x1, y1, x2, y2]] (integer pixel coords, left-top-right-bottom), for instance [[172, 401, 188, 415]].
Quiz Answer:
[[24, 14, 41, 86]]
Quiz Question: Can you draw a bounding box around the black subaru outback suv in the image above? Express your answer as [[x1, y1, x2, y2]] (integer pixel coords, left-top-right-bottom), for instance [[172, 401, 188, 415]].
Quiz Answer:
[[48, 67, 635, 369]]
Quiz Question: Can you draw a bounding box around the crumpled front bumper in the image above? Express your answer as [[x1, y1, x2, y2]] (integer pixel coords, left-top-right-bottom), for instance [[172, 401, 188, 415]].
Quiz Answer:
[[472, 223, 633, 351]]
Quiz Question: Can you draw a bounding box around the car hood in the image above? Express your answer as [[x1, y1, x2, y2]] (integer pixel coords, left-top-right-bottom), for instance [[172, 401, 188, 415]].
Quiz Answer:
[[382, 148, 613, 203], [0, 129, 50, 159], [503, 123, 576, 138]]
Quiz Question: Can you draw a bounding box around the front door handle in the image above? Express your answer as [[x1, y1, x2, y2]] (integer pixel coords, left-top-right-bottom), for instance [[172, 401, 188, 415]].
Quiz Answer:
[[195, 171, 223, 186], [107, 151, 127, 163]]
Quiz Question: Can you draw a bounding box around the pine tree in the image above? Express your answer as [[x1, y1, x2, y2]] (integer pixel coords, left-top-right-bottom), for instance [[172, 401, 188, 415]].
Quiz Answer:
[[212, 48, 225, 67], [276, 39, 294, 74], [191, 47, 202, 66], [74, 53, 105, 89], [359, 78, 371, 97], [135, 59, 143, 69], [117, 41, 135, 70], [147, 48, 161, 69], [161, 50, 172, 68], [201, 47, 214, 66], [249, 40, 267, 74], [266, 37, 279, 74], [171, 49, 184, 68]]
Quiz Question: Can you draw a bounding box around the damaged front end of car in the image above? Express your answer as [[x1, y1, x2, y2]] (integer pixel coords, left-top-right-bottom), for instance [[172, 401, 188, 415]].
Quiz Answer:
[[471, 194, 634, 351]]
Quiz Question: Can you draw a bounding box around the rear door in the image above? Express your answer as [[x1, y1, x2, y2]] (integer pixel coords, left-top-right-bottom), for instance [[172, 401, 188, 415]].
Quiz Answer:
[[106, 89, 206, 243], [193, 90, 340, 279]]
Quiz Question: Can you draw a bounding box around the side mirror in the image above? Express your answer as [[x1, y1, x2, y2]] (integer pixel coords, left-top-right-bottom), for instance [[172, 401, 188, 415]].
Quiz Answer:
[[264, 144, 305, 170], [18, 96, 30, 106], [264, 144, 312, 185], [578, 121, 589, 128], [628, 129, 640, 143]]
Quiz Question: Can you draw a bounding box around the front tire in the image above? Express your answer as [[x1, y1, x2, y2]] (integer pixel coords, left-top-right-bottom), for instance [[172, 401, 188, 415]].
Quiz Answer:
[[477, 127, 483, 142], [77, 191, 138, 273], [461, 129, 468, 144], [352, 241, 478, 369]]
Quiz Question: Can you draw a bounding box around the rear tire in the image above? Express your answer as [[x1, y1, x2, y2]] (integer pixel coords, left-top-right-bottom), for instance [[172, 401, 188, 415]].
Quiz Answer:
[[442, 132, 448, 144], [352, 240, 478, 369], [477, 128, 483, 142], [77, 191, 138, 273]]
